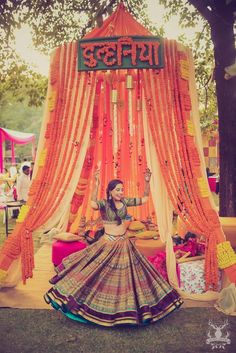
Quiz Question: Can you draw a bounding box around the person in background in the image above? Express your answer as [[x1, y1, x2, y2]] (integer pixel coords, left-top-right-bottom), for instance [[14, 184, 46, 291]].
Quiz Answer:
[[206, 167, 215, 178], [16, 165, 31, 202], [19, 158, 31, 175]]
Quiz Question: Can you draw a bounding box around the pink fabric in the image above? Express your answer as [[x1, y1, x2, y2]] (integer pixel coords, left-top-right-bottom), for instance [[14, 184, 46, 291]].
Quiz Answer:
[[174, 238, 198, 257], [0, 132, 3, 174], [208, 177, 217, 192], [0, 128, 35, 172], [148, 238, 205, 285], [0, 128, 35, 144], [148, 251, 181, 286], [52, 240, 87, 266], [11, 141, 15, 164]]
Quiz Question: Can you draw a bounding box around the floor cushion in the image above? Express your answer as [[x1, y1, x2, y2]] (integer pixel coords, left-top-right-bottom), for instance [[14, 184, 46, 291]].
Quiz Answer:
[[52, 240, 87, 266]]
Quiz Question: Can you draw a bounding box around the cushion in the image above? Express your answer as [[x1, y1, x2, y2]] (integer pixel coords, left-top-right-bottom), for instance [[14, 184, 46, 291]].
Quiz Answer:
[[179, 259, 221, 294], [52, 240, 87, 266], [135, 239, 166, 257], [134, 230, 159, 239], [128, 220, 145, 231], [53, 232, 79, 242]]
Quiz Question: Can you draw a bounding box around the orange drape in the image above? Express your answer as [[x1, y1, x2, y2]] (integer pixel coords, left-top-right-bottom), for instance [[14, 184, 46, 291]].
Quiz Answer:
[[0, 42, 97, 282], [0, 3, 235, 289]]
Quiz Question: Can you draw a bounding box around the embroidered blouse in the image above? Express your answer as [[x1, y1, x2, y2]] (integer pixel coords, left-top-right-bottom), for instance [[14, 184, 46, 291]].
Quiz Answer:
[[96, 198, 142, 222]]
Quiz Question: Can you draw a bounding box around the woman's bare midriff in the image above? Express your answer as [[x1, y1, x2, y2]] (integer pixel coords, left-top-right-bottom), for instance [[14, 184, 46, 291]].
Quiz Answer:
[[103, 221, 129, 236]]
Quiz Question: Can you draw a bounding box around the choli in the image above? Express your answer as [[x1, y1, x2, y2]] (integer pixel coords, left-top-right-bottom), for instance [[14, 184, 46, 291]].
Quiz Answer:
[[96, 197, 142, 222]]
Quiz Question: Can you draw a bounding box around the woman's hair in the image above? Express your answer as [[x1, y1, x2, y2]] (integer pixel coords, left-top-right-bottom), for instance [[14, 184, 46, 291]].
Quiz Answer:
[[106, 179, 123, 225], [84, 228, 105, 244]]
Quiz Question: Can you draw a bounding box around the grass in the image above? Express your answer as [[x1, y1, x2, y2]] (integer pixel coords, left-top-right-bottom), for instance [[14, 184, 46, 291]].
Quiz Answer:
[[0, 214, 16, 248], [0, 307, 235, 353]]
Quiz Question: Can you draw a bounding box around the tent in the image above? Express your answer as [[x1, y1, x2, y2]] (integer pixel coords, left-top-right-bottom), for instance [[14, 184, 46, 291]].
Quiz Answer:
[[0, 3, 235, 299], [0, 127, 36, 173]]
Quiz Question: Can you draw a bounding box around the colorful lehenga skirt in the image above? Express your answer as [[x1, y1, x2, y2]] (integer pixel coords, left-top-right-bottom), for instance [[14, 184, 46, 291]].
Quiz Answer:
[[44, 235, 183, 326]]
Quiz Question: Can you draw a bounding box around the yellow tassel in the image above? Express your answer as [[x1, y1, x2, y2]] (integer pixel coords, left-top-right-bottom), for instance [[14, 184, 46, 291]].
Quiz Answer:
[[48, 90, 57, 111], [180, 59, 190, 80], [186, 120, 195, 136], [126, 75, 133, 89], [217, 241, 236, 269], [197, 177, 210, 198], [38, 149, 47, 167], [16, 205, 30, 223], [111, 90, 117, 103]]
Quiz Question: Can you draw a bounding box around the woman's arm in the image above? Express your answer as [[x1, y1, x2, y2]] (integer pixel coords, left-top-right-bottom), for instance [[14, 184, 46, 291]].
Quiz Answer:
[[141, 168, 151, 204], [91, 169, 100, 210]]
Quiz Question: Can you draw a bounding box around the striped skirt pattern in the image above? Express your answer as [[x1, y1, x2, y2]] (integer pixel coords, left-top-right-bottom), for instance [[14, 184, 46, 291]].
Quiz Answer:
[[44, 236, 183, 326]]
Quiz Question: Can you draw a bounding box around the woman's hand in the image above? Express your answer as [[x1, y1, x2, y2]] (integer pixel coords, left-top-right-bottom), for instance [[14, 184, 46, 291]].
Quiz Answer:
[[144, 168, 152, 183]]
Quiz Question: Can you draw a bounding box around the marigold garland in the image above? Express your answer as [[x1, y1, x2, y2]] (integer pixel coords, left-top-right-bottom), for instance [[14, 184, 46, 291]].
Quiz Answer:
[[179, 59, 190, 80], [217, 241, 236, 269], [186, 120, 195, 136], [48, 91, 57, 111], [197, 177, 210, 198], [38, 149, 47, 167]]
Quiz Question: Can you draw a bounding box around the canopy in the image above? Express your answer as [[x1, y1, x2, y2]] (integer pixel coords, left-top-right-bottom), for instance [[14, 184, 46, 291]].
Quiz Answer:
[[0, 3, 235, 298], [0, 127, 36, 172]]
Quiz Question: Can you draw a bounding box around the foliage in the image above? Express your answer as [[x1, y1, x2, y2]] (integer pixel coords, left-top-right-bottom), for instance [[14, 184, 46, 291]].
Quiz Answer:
[[0, 0, 218, 126], [160, 0, 219, 132], [0, 60, 48, 107], [0, 91, 44, 159], [0, 0, 160, 108], [0, 0, 231, 129], [0, 0, 157, 53]]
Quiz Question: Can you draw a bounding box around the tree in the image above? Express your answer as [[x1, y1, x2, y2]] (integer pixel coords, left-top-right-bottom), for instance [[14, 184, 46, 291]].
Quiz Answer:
[[160, 0, 236, 216], [0, 0, 153, 106]]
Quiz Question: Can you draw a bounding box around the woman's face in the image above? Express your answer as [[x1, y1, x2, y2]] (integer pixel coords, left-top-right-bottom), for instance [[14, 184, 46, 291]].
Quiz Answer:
[[110, 183, 124, 201]]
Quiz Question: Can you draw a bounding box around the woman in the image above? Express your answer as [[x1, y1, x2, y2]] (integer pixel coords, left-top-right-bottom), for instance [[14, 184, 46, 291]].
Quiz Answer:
[[44, 168, 183, 326]]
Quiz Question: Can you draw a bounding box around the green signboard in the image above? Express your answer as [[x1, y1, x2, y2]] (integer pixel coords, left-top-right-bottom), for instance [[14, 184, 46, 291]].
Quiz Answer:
[[78, 35, 164, 71]]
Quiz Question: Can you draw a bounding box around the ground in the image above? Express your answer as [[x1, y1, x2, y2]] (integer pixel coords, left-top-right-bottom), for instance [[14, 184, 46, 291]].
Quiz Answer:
[[0, 307, 235, 353]]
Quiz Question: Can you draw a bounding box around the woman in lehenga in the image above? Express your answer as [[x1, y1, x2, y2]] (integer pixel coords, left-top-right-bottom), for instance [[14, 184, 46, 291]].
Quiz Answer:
[[44, 168, 183, 326]]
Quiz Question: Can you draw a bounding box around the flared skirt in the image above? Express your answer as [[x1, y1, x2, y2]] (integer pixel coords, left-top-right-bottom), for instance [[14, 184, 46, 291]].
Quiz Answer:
[[44, 237, 183, 326]]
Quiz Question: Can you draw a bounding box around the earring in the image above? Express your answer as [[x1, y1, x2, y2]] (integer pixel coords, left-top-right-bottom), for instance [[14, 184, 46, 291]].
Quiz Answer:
[[109, 195, 112, 200]]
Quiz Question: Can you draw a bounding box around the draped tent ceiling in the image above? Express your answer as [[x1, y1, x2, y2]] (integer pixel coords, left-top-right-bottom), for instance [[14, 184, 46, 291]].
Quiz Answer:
[[0, 3, 235, 296]]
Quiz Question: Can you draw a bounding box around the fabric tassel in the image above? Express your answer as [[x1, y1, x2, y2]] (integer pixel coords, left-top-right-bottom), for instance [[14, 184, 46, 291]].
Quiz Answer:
[[111, 89, 117, 103], [126, 75, 133, 89]]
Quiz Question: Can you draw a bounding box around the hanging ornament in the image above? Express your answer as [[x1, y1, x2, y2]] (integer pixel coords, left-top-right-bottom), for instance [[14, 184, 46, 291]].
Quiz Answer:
[[111, 89, 118, 103], [126, 75, 133, 89], [128, 90, 133, 136]]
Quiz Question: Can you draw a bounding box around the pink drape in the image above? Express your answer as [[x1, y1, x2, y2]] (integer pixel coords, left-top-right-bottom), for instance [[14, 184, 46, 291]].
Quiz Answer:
[[0, 127, 35, 172]]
